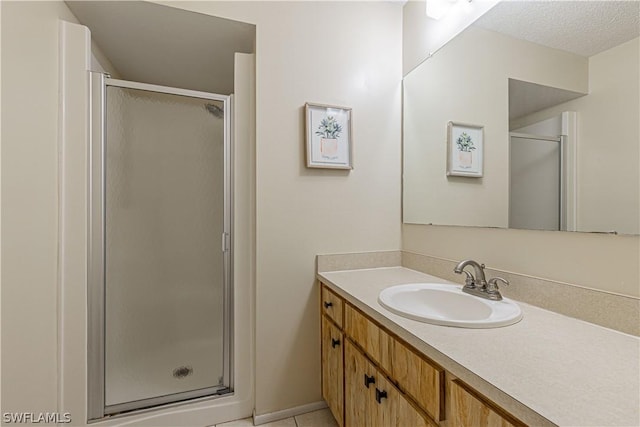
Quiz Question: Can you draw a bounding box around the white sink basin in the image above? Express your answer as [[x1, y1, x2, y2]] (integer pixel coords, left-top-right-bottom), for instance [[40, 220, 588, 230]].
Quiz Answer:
[[378, 283, 522, 328]]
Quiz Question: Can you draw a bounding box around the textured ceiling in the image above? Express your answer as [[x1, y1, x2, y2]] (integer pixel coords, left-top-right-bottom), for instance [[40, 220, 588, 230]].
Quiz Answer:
[[474, 1, 640, 57], [66, 1, 255, 95]]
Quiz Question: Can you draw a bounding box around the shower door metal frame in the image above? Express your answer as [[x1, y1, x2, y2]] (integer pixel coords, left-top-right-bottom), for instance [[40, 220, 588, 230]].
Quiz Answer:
[[88, 72, 234, 420]]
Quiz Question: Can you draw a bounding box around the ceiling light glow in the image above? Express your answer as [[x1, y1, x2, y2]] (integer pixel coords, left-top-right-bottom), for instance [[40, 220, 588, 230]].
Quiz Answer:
[[426, 0, 470, 20]]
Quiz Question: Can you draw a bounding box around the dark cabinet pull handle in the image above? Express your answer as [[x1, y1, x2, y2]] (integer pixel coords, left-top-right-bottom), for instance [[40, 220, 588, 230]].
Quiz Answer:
[[323, 301, 333, 309], [331, 338, 340, 348], [364, 374, 375, 388], [375, 388, 387, 404]]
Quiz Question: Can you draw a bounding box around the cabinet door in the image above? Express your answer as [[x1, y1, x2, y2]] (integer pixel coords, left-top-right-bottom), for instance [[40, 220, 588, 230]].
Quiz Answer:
[[346, 339, 435, 427], [450, 380, 523, 427], [345, 339, 374, 427], [375, 375, 434, 427], [322, 316, 344, 427]]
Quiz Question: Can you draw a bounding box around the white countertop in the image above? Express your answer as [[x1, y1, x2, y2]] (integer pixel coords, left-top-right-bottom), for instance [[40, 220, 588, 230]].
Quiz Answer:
[[318, 267, 640, 427]]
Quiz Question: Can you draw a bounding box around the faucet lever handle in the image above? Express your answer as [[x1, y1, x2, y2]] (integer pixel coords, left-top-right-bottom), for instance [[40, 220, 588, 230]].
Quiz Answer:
[[486, 277, 509, 301], [461, 270, 475, 288], [487, 277, 509, 291]]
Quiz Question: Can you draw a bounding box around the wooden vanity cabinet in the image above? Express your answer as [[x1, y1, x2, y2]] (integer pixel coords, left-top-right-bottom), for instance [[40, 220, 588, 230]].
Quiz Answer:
[[320, 282, 526, 427]]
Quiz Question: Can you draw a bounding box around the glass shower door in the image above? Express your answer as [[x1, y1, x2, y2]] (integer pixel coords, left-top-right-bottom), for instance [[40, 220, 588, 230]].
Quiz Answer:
[[89, 75, 232, 418], [509, 133, 562, 231]]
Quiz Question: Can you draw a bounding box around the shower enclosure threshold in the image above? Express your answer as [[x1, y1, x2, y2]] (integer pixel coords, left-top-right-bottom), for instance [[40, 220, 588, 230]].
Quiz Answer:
[[103, 387, 233, 420]]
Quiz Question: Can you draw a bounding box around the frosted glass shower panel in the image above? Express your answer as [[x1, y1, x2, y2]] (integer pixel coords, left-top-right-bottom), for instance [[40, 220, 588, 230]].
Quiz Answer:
[[104, 87, 226, 406]]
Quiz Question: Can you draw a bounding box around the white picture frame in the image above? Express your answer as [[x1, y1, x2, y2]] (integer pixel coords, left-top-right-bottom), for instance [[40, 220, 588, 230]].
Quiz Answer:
[[447, 121, 484, 177], [305, 103, 353, 169]]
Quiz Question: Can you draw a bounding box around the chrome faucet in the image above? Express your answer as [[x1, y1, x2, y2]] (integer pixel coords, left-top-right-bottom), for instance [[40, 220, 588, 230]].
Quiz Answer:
[[454, 259, 509, 301], [454, 259, 487, 288]]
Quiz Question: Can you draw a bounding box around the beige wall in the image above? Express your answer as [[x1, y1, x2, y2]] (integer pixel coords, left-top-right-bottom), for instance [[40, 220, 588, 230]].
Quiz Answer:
[[2, 0, 403, 421], [91, 40, 121, 78], [161, 2, 403, 415], [510, 38, 640, 235], [1, 0, 79, 415], [403, 26, 588, 228]]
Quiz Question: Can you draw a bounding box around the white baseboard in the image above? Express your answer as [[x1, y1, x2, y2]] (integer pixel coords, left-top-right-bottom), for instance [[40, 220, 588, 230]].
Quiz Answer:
[[253, 401, 328, 425]]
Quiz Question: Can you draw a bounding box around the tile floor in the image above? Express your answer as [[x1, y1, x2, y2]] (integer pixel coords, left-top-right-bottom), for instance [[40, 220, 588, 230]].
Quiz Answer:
[[216, 408, 338, 427]]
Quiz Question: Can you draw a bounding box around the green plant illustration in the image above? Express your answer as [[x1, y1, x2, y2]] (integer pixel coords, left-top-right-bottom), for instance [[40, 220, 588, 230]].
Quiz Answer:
[[456, 132, 476, 152], [315, 116, 343, 139]]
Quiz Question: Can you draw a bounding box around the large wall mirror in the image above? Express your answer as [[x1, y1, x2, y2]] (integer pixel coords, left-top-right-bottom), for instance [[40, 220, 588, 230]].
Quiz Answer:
[[403, 1, 639, 235]]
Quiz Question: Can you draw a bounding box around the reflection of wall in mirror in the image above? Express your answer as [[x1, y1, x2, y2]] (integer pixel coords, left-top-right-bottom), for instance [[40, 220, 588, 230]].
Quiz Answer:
[[402, 0, 500, 74], [509, 38, 639, 235], [403, 25, 588, 228]]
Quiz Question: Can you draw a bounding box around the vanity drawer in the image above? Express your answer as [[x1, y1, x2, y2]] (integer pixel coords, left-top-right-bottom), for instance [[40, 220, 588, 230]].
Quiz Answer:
[[321, 285, 344, 327], [345, 304, 387, 366], [449, 379, 524, 427], [392, 338, 444, 422]]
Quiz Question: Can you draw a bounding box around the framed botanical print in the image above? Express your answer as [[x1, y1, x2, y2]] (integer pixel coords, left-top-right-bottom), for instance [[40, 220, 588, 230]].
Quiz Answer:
[[305, 103, 353, 169], [447, 121, 484, 177]]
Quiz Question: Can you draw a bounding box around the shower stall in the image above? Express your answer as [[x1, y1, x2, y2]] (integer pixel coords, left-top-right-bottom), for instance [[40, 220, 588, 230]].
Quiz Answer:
[[88, 73, 233, 419]]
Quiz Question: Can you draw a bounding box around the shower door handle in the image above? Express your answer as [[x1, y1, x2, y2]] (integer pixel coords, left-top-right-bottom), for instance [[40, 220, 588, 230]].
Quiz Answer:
[[221, 232, 230, 252]]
